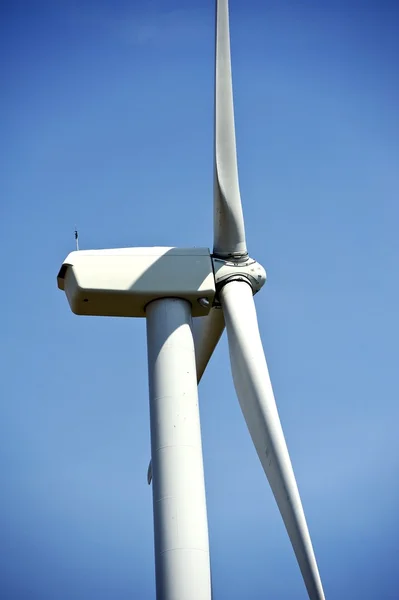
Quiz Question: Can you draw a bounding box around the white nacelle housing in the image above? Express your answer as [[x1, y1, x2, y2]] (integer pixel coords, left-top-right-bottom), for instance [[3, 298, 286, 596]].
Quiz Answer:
[[57, 247, 216, 318]]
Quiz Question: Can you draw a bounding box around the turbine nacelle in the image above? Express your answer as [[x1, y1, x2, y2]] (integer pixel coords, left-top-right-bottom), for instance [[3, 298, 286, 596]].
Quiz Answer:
[[57, 246, 267, 318], [57, 247, 216, 318]]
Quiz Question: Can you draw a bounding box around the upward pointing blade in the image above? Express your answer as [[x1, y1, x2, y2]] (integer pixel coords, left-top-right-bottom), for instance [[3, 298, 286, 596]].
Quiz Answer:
[[220, 280, 325, 600], [214, 0, 247, 260]]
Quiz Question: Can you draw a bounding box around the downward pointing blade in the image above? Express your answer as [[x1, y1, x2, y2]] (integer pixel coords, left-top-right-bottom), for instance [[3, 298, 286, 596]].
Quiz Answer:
[[220, 281, 325, 600], [214, 0, 247, 260], [192, 308, 225, 382]]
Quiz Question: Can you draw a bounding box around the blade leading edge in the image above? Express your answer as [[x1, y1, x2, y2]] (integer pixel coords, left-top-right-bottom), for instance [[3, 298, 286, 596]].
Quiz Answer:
[[220, 280, 325, 600], [213, 0, 247, 260]]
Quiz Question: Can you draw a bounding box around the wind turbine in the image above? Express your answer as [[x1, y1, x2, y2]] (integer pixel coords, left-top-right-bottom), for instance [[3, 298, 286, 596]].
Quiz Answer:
[[57, 1, 326, 598]]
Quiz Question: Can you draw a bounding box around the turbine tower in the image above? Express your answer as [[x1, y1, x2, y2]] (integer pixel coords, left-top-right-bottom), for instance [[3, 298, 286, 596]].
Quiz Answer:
[[57, 1, 326, 598]]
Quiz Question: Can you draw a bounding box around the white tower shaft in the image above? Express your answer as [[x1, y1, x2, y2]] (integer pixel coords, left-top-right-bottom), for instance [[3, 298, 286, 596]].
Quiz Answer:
[[146, 298, 212, 600]]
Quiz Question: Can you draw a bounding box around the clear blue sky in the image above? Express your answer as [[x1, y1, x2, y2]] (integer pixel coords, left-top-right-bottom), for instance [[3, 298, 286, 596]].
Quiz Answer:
[[2, 0, 399, 598]]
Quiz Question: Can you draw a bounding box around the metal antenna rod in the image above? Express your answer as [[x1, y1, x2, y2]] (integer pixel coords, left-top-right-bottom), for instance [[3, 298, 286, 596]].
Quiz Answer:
[[74, 226, 79, 251]]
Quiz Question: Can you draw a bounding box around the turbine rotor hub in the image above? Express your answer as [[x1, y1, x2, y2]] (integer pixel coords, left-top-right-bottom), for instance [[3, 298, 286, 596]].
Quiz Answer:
[[212, 255, 266, 303]]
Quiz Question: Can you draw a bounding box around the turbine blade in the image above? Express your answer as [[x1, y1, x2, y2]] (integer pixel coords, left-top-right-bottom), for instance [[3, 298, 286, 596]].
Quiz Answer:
[[220, 280, 325, 600], [213, 0, 247, 260], [192, 307, 225, 382]]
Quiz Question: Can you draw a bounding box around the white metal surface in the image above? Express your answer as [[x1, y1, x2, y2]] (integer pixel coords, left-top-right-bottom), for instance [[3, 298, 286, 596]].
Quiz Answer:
[[220, 280, 325, 600], [212, 256, 266, 294], [146, 299, 212, 600], [147, 306, 225, 487], [57, 247, 215, 318], [213, 0, 247, 260]]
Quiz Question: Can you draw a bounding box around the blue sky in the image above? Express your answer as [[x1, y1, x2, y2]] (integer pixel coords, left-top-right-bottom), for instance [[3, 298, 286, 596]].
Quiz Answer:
[[1, 0, 399, 598]]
